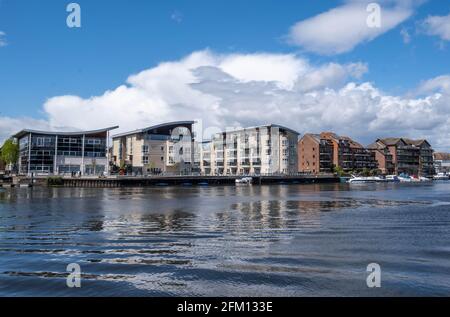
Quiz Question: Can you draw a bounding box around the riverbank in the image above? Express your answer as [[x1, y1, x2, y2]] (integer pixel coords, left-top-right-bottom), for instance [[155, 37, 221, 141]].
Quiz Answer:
[[0, 174, 339, 188]]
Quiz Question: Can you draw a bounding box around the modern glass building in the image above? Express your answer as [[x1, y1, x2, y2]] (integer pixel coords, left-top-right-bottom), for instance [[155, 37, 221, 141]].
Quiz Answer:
[[13, 127, 118, 176]]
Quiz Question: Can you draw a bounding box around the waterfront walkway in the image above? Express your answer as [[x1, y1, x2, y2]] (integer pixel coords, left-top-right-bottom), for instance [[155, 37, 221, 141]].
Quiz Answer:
[[1, 174, 338, 188]]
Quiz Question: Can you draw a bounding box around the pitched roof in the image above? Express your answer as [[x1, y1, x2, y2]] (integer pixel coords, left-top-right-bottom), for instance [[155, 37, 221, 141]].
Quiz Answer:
[[302, 133, 321, 144], [367, 141, 386, 150], [403, 138, 430, 147], [378, 138, 403, 146], [434, 152, 450, 161]]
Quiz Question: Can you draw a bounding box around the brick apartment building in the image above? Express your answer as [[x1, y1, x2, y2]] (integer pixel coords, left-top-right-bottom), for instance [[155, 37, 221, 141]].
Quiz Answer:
[[367, 138, 434, 176], [298, 132, 377, 174], [297, 134, 334, 174], [434, 152, 450, 174]]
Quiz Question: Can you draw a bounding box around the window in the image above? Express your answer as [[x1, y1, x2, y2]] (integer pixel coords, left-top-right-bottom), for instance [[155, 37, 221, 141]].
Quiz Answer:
[[142, 156, 149, 164], [161, 156, 164, 161], [86, 139, 101, 145], [36, 137, 45, 147], [142, 145, 149, 154]]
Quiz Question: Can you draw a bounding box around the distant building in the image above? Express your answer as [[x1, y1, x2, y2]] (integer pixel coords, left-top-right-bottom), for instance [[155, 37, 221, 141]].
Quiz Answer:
[[368, 138, 434, 176], [434, 152, 450, 174], [200, 124, 299, 176], [13, 127, 118, 176], [298, 134, 334, 174], [111, 121, 196, 175], [301, 132, 377, 173]]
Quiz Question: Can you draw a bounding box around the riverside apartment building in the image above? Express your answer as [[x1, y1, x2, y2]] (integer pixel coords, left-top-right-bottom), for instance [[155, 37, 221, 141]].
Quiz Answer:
[[368, 138, 434, 176], [112, 122, 299, 176], [298, 132, 378, 174], [199, 124, 299, 176], [111, 121, 196, 175]]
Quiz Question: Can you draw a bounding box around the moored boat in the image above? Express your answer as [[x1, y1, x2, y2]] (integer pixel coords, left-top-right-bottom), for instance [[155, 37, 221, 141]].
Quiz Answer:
[[398, 174, 412, 182], [433, 173, 449, 180], [347, 176, 378, 184], [235, 177, 253, 185], [386, 175, 400, 182]]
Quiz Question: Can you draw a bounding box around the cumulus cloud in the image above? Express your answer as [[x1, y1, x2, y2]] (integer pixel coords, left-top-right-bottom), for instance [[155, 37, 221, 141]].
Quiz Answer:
[[287, 0, 417, 55], [0, 117, 51, 142], [0, 31, 7, 47], [420, 12, 450, 41], [1, 50, 449, 151], [416, 75, 450, 95]]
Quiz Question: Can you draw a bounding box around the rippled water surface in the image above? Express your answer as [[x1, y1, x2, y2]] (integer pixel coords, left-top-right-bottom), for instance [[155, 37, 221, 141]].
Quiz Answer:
[[0, 182, 449, 296]]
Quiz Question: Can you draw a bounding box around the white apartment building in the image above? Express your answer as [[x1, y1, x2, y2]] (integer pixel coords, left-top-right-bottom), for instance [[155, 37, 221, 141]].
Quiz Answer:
[[199, 124, 299, 176], [112, 121, 196, 175]]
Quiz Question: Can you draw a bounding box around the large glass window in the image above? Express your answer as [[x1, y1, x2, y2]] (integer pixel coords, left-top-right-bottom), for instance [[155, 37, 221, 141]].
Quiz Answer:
[[57, 136, 82, 157]]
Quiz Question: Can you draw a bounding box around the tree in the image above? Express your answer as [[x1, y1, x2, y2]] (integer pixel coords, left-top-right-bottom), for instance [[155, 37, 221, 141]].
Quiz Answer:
[[1, 139, 19, 169], [91, 158, 97, 175], [333, 165, 345, 177]]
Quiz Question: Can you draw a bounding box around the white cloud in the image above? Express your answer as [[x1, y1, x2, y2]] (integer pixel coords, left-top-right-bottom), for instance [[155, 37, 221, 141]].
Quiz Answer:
[[0, 117, 51, 142], [415, 75, 450, 95], [1, 50, 449, 151], [287, 0, 415, 55], [420, 12, 450, 41], [0, 31, 7, 47]]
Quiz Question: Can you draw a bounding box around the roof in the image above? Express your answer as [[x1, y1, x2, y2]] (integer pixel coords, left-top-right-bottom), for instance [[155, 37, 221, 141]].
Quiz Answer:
[[112, 121, 196, 138], [13, 126, 119, 139], [320, 132, 365, 149], [367, 142, 385, 150], [378, 137, 431, 148], [340, 136, 364, 149], [301, 133, 321, 144], [218, 124, 300, 136], [320, 132, 340, 141], [434, 152, 450, 161], [378, 138, 403, 146], [403, 138, 430, 147]]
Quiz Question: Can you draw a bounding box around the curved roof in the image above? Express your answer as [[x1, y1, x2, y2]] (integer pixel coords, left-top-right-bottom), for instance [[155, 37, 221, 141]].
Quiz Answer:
[[13, 126, 119, 139], [112, 121, 196, 138]]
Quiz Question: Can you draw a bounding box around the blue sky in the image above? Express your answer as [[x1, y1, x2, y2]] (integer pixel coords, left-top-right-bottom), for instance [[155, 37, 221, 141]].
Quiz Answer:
[[0, 0, 450, 149]]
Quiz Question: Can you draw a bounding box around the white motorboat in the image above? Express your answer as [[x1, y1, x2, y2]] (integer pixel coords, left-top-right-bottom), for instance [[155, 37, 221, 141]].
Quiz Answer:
[[398, 174, 412, 182], [235, 177, 253, 185], [347, 176, 378, 184], [385, 175, 400, 182], [433, 173, 449, 180], [419, 176, 432, 182]]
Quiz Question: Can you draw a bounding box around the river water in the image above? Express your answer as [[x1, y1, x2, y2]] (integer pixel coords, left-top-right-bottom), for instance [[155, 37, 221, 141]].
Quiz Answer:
[[0, 182, 449, 296]]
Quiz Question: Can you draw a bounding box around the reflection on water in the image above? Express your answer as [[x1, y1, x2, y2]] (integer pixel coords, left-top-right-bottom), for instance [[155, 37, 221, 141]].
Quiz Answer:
[[0, 182, 449, 296]]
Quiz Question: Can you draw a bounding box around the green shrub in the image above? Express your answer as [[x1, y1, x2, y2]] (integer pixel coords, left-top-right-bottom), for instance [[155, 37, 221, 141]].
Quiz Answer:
[[47, 176, 64, 187]]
